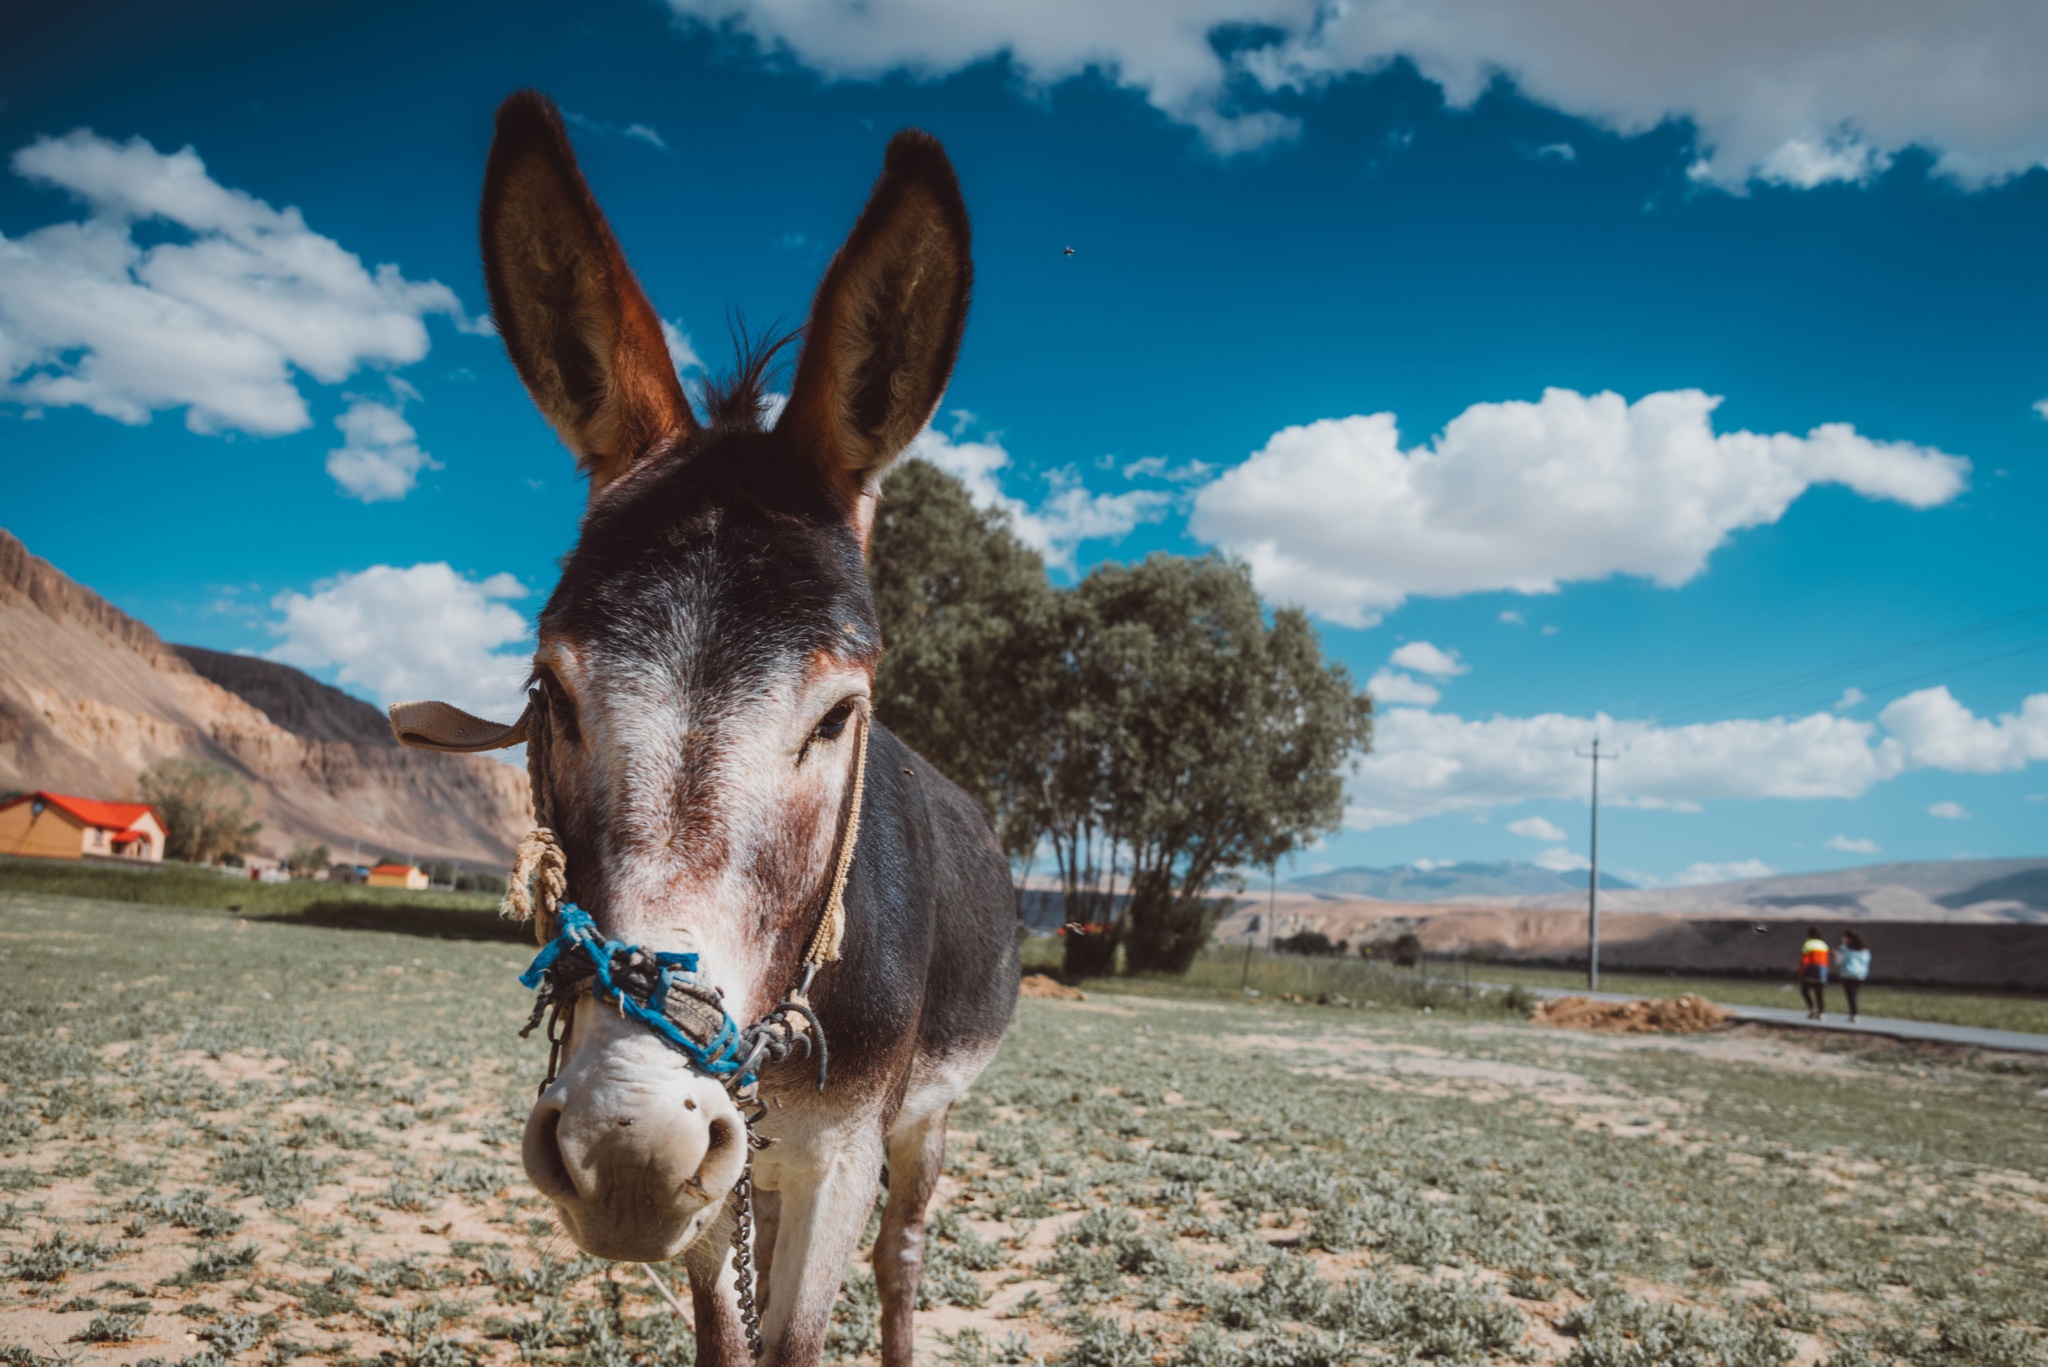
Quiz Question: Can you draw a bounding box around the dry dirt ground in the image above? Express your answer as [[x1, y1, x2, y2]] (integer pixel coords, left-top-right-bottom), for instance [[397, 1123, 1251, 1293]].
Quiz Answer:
[[3, 893, 2046, 1367]]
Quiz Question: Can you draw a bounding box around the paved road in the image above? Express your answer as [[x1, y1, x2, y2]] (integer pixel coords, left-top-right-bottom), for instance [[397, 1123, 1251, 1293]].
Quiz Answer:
[[1513, 983, 2048, 1055]]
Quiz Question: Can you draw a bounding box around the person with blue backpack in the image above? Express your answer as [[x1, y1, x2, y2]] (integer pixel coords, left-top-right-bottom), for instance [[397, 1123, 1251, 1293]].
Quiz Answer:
[[1836, 930, 1872, 1023]]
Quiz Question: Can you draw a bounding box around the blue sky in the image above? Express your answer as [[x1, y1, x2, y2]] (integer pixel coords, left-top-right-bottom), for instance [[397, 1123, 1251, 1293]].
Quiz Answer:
[[4, 0, 2047, 886]]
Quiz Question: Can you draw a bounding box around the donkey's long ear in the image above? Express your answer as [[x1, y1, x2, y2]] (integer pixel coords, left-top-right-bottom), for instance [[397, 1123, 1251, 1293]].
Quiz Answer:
[[481, 91, 697, 495], [780, 131, 971, 512]]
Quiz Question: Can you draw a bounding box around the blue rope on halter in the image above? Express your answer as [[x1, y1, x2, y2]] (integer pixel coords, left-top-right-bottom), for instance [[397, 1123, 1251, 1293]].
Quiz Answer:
[[520, 903, 751, 1084]]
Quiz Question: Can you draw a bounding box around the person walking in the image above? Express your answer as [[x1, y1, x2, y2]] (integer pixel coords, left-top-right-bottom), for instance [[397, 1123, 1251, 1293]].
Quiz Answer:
[[1836, 930, 1871, 1023], [1799, 926, 1830, 1020]]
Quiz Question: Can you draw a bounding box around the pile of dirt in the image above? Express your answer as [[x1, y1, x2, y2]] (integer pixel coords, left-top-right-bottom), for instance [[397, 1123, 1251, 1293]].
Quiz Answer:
[[1018, 973, 1085, 1001], [1532, 994, 1729, 1034]]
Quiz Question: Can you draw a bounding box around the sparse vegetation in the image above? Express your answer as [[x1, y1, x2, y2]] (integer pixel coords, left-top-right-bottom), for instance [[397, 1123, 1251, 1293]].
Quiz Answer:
[[0, 853, 506, 932], [136, 757, 264, 864], [1, 887, 2043, 1366], [287, 839, 332, 878]]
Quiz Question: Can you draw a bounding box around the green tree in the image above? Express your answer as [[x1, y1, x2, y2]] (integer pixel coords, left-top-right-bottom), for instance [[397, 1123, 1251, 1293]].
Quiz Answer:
[[287, 839, 331, 878], [137, 758, 262, 865], [1075, 555, 1371, 975], [867, 463, 1372, 979], [868, 458, 1063, 859]]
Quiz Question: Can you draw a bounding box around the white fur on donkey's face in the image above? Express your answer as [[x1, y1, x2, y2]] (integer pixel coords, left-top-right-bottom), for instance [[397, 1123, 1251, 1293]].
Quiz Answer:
[[522, 635, 871, 1259], [539, 636, 871, 1024]]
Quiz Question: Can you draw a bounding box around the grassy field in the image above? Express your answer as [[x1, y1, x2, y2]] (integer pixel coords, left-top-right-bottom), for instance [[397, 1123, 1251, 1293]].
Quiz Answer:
[[1023, 940, 2048, 1038], [1450, 962, 2048, 1038], [0, 857, 516, 941], [3, 892, 2046, 1367]]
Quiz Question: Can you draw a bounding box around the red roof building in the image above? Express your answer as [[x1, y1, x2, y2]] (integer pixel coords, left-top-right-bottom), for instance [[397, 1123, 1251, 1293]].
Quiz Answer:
[[367, 862, 428, 890], [0, 790, 166, 862]]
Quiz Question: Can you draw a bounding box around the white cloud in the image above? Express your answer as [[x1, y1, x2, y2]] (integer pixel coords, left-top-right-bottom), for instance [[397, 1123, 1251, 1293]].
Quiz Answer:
[[325, 384, 439, 502], [2034, 398, 2048, 421], [1345, 705, 1893, 830], [1825, 835, 1881, 854], [1343, 687, 2048, 830], [905, 426, 1167, 571], [1190, 387, 1968, 627], [1534, 142, 1576, 162], [1754, 135, 1891, 189], [1509, 816, 1567, 841], [1674, 859, 1774, 886], [267, 563, 532, 722], [562, 111, 671, 152], [1533, 846, 1589, 873], [1343, 688, 2048, 827], [660, 319, 704, 375], [1498, 610, 1524, 625], [662, 0, 2048, 185], [1927, 800, 1971, 820], [1390, 640, 1468, 677], [0, 130, 471, 437], [1879, 686, 2048, 772], [1833, 687, 1866, 712], [1366, 669, 1440, 708]]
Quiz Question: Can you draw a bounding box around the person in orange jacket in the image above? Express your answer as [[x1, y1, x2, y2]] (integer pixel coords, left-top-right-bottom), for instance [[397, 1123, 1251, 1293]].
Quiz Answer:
[[1798, 925, 1830, 1020]]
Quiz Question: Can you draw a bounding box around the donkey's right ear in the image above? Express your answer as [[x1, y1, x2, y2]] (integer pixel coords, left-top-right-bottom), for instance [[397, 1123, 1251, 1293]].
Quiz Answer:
[[481, 91, 697, 495]]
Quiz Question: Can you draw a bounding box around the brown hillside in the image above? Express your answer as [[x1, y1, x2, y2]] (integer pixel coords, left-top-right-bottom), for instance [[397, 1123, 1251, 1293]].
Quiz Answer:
[[0, 529, 529, 866]]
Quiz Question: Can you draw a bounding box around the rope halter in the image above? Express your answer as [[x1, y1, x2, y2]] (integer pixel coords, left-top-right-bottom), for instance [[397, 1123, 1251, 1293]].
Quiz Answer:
[[505, 712, 871, 1102]]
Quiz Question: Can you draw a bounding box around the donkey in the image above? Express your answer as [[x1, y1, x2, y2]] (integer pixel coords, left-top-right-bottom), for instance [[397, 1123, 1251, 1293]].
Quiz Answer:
[[393, 92, 1019, 1367]]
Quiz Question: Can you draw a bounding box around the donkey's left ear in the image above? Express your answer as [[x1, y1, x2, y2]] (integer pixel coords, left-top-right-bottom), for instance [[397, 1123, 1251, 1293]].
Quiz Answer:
[[780, 131, 971, 527]]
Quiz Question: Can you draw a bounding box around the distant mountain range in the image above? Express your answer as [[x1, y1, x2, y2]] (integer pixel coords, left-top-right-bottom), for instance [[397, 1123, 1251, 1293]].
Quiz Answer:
[[1281, 856, 2048, 921], [1289, 861, 1636, 901], [1537, 857, 2048, 922], [0, 529, 529, 866]]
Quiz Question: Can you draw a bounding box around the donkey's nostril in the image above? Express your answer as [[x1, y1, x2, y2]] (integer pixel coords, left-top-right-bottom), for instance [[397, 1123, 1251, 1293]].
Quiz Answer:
[[522, 1104, 578, 1202], [705, 1114, 739, 1159]]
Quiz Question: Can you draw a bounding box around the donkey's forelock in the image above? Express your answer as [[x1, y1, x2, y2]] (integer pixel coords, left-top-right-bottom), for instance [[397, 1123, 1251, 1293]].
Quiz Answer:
[[544, 423, 884, 674]]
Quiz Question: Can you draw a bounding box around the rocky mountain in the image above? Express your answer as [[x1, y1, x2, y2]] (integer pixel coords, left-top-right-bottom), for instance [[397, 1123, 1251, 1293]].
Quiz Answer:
[[173, 646, 398, 748], [0, 529, 529, 867], [1455, 857, 2048, 922], [1289, 860, 1636, 901]]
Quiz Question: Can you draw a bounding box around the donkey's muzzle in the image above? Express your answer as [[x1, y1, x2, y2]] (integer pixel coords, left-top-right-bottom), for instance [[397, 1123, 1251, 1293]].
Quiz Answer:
[[524, 1016, 750, 1261]]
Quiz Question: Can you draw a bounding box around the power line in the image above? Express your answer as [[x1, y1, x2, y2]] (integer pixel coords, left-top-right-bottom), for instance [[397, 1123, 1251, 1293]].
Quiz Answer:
[[1653, 600, 2048, 726]]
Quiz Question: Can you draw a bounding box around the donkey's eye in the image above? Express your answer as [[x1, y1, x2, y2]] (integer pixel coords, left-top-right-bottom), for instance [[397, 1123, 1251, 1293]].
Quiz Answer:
[[811, 699, 858, 743], [532, 666, 579, 741]]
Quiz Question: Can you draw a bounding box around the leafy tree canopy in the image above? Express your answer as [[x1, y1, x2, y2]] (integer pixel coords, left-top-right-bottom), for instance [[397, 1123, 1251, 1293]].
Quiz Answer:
[[868, 459, 1373, 978]]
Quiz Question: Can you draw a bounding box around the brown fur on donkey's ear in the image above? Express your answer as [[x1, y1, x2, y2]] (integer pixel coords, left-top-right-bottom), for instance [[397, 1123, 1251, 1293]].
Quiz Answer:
[[781, 130, 972, 511], [481, 90, 698, 495]]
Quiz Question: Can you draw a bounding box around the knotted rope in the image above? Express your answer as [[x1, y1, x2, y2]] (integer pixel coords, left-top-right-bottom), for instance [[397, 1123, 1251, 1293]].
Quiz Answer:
[[507, 714, 870, 1098], [503, 827, 567, 944]]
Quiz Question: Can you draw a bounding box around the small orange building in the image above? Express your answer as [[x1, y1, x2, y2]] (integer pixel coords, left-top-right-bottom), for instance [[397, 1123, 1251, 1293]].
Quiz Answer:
[[366, 862, 429, 890], [0, 791, 166, 862]]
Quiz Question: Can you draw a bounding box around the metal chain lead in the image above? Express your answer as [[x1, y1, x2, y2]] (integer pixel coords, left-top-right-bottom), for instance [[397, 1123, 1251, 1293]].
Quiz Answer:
[[730, 1157, 763, 1360]]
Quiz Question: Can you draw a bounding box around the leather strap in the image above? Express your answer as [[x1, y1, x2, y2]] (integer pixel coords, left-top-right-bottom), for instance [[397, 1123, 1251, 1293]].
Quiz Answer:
[[389, 699, 531, 753]]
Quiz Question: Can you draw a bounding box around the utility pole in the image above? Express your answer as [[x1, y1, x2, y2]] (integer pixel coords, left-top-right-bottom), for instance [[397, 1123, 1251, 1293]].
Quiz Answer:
[[1573, 738, 1610, 990], [1267, 864, 1278, 950]]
